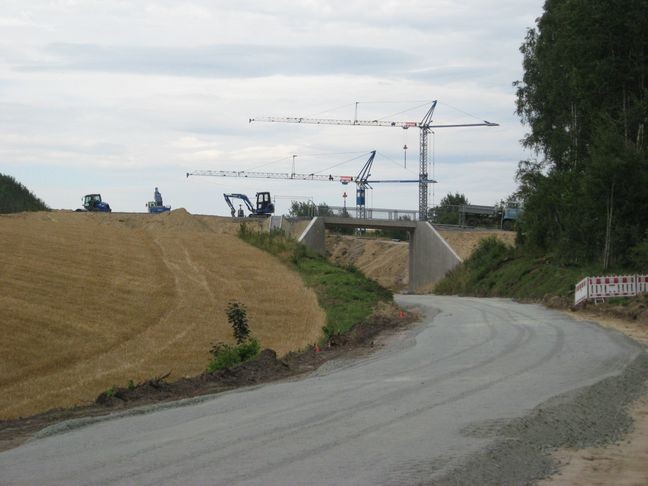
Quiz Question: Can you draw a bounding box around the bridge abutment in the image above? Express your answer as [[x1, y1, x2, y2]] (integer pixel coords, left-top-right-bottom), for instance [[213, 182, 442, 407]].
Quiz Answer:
[[297, 217, 462, 292]]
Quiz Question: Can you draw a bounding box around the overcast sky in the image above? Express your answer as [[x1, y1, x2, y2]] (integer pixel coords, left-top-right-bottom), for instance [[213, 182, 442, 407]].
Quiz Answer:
[[1, 0, 543, 215]]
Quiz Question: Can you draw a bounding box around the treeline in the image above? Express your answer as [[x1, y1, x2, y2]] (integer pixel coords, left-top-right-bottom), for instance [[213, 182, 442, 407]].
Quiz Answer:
[[0, 173, 49, 213], [514, 0, 647, 270]]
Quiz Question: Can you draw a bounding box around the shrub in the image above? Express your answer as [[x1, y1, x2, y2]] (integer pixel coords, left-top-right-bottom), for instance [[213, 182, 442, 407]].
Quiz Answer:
[[237, 338, 260, 361], [207, 301, 261, 373], [207, 339, 260, 373], [207, 342, 242, 373]]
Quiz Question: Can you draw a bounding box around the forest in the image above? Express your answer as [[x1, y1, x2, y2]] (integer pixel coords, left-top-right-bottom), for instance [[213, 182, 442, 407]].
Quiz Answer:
[[514, 0, 647, 270]]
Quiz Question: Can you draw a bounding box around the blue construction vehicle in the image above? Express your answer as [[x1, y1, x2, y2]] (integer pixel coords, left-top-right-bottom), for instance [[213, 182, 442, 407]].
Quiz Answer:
[[146, 187, 171, 213], [146, 201, 171, 213], [80, 194, 111, 212], [223, 192, 274, 218]]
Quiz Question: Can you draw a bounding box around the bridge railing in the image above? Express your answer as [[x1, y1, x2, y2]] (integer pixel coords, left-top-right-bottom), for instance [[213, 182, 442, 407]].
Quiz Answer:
[[325, 206, 419, 221]]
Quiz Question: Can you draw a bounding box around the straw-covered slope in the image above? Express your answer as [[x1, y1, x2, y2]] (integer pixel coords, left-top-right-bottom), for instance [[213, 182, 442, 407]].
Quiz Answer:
[[0, 210, 324, 419]]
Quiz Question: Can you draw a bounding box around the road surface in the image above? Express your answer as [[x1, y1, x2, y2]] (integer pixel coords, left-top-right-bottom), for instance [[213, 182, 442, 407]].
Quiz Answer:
[[0, 296, 642, 485]]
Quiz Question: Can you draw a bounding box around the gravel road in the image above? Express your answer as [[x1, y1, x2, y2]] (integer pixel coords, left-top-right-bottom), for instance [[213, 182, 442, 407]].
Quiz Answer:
[[0, 296, 644, 485]]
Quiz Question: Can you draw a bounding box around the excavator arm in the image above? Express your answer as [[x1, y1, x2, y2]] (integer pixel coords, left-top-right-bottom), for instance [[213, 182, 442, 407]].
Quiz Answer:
[[223, 193, 255, 217]]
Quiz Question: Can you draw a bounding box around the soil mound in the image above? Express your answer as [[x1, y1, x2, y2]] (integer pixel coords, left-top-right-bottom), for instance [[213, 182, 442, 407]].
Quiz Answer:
[[0, 210, 324, 419], [327, 236, 409, 291]]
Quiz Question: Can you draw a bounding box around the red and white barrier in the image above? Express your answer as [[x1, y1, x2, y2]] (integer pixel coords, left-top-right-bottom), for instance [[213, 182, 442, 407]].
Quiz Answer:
[[574, 274, 648, 305], [638, 275, 648, 294]]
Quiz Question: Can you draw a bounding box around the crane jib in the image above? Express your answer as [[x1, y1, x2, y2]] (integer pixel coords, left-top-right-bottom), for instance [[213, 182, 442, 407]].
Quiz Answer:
[[244, 102, 498, 221]]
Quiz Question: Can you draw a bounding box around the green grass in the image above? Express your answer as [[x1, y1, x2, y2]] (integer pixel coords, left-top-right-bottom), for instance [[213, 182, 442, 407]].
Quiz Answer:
[[238, 225, 392, 337], [435, 237, 610, 302]]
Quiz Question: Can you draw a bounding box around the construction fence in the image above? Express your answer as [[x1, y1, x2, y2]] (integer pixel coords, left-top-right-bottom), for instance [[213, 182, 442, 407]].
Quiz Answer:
[[574, 274, 648, 306]]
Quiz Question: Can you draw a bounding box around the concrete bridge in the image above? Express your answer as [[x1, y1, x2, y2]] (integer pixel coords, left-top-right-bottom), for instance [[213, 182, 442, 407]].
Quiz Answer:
[[297, 216, 462, 293]]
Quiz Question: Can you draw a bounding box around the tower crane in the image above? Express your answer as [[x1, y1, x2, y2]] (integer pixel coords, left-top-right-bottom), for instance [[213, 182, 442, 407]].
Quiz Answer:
[[186, 151, 432, 219], [249, 100, 498, 221]]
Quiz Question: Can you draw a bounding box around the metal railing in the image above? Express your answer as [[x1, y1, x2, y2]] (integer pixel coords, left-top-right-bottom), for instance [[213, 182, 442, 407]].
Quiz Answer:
[[285, 204, 519, 229]]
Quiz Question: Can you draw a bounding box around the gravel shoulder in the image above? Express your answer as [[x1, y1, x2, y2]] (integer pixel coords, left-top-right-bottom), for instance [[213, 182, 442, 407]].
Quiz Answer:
[[537, 312, 648, 485], [436, 305, 648, 485]]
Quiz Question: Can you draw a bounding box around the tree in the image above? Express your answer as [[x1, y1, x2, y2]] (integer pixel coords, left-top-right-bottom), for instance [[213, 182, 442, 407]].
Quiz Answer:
[[0, 174, 49, 213], [513, 0, 648, 266], [430, 193, 468, 224], [226, 301, 250, 345], [288, 201, 334, 218]]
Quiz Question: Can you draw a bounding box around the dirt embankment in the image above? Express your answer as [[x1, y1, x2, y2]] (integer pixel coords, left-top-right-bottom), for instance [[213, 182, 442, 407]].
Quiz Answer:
[[0, 210, 325, 420], [326, 230, 516, 292], [437, 229, 516, 260], [327, 235, 409, 291]]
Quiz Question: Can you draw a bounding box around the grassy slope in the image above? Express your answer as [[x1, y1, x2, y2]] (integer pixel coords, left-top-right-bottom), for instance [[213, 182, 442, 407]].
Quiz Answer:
[[0, 174, 48, 213], [238, 225, 392, 338], [434, 237, 608, 303]]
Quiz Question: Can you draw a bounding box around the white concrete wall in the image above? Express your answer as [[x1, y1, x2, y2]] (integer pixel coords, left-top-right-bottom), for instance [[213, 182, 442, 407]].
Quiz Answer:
[[297, 217, 326, 255], [409, 222, 462, 292]]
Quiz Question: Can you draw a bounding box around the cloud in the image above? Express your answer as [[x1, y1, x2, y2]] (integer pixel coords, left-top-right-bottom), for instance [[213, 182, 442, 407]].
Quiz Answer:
[[0, 0, 544, 213], [18, 43, 418, 79]]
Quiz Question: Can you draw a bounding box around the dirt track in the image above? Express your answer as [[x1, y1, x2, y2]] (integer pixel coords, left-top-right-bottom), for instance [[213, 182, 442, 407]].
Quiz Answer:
[[0, 210, 325, 419]]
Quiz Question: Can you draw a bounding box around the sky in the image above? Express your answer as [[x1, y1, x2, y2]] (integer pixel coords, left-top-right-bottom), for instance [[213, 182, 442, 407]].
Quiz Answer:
[[0, 0, 543, 216]]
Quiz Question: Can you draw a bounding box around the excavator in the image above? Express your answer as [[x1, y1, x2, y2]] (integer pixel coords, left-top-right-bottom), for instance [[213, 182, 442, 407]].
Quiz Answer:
[[223, 192, 274, 218]]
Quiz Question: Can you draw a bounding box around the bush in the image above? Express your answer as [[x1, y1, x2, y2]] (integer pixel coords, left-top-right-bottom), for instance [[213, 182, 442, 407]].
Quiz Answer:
[[207, 339, 261, 373], [207, 301, 261, 373], [207, 343, 242, 372], [237, 338, 260, 361]]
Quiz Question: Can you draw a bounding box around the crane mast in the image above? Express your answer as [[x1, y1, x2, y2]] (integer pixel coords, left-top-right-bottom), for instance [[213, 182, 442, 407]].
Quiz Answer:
[[249, 100, 498, 221]]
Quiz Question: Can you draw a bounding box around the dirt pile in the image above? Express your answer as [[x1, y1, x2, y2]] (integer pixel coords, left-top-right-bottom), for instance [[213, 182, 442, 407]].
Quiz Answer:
[[0, 210, 324, 420], [326, 230, 517, 291], [327, 235, 409, 291]]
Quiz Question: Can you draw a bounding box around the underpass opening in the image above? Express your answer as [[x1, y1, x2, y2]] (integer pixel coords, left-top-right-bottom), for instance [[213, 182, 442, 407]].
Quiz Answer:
[[298, 217, 461, 293]]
